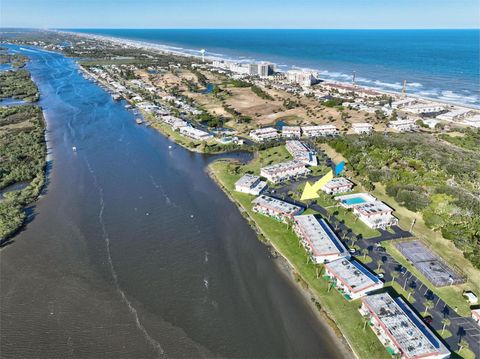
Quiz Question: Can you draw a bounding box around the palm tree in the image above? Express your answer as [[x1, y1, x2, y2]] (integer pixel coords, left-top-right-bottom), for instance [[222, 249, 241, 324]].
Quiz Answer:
[[423, 299, 434, 316], [362, 314, 370, 331], [361, 248, 369, 259], [376, 260, 383, 272], [315, 264, 324, 279], [458, 339, 469, 353], [441, 318, 450, 335], [391, 270, 400, 285], [327, 278, 335, 292]]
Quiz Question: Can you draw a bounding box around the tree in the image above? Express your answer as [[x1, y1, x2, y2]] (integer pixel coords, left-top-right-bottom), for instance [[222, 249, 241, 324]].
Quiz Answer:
[[361, 248, 369, 259], [391, 270, 400, 285], [458, 339, 469, 353], [423, 299, 434, 316], [362, 314, 370, 331], [441, 318, 450, 335], [376, 260, 383, 272]]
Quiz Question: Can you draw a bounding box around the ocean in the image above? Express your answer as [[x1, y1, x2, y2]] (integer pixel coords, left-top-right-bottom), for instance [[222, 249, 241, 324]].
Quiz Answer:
[[69, 29, 480, 107]]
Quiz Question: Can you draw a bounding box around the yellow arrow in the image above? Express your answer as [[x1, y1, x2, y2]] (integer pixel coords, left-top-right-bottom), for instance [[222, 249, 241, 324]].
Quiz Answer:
[[300, 170, 333, 201]]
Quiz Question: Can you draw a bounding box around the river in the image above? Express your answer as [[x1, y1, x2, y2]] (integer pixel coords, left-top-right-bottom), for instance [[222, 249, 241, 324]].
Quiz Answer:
[[0, 45, 344, 358]]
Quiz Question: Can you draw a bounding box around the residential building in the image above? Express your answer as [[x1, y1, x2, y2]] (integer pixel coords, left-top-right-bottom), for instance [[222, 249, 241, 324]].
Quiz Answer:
[[324, 258, 384, 300], [234, 174, 267, 196], [294, 215, 349, 263], [260, 160, 310, 184], [352, 122, 373, 134], [179, 126, 213, 141], [285, 69, 318, 87], [282, 126, 301, 138], [336, 193, 377, 208], [285, 140, 317, 166], [249, 127, 279, 142], [252, 195, 303, 222], [352, 201, 398, 229], [472, 309, 480, 326], [436, 108, 473, 122], [301, 125, 339, 137], [389, 119, 418, 132], [258, 62, 275, 77], [391, 98, 417, 109], [360, 293, 451, 359], [322, 177, 354, 195], [403, 104, 445, 114]]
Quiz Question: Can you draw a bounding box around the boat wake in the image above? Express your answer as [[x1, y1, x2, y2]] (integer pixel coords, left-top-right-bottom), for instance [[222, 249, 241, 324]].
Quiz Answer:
[[86, 157, 167, 358]]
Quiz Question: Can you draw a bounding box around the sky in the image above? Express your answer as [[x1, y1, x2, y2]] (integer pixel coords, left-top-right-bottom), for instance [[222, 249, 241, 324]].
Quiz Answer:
[[1, 0, 479, 29]]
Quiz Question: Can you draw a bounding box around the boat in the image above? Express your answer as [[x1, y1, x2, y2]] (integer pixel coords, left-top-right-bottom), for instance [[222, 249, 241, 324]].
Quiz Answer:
[[72, 146, 77, 152], [135, 118, 143, 125]]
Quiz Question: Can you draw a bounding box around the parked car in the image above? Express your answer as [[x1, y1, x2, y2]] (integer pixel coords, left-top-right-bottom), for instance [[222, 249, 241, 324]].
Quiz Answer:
[[375, 246, 386, 252], [377, 273, 384, 279], [423, 316, 433, 324]]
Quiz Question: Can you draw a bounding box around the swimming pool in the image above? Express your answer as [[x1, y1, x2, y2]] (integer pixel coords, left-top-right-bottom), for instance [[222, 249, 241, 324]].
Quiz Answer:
[[342, 197, 366, 206]]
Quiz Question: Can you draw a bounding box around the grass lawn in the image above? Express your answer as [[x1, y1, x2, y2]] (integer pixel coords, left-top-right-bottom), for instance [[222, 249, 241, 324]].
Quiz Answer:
[[382, 241, 471, 317], [386, 281, 416, 304], [210, 159, 389, 359], [455, 348, 475, 359], [440, 329, 452, 339]]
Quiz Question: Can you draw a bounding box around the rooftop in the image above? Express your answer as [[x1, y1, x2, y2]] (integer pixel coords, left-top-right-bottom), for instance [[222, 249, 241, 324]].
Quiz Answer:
[[252, 195, 302, 215], [235, 174, 260, 188], [363, 293, 450, 359], [325, 258, 380, 293], [354, 201, 394, 216], [323, 177, 354, 189]]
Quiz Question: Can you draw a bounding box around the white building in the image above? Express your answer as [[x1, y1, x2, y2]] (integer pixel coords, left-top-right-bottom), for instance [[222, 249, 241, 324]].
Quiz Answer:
[[249, 127, 279, 142], [294, 215, 349, 263], [360, 293, 451, 359], [403, 104, 445, 114], [234, 174, 267, 196], [285, 69, 318, 87], [389, 119, 418, 132], [352, 201, 398, 229], [252, 195, 303, 222], [179, 126, 213, 141], [301, 125, 339, 137], [472, 309, 480, 326], [260, 160, 310, 184], [321, 177, 354, 195], [336, 193, 377, 208], [258, 62, 275, 77], [282, 126, 301, 138], [324, 258, 384, 300], [352, 122, 373, 134], [391, 98, 417, 109], [436, 108, 473, 122], [462, 114, 480, 128], [285, 140, 317, 166]]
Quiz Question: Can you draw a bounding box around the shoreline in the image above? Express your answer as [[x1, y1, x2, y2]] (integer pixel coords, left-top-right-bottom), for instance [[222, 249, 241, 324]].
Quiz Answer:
[[58, 29, 480, 110], [206, 162, 357, 359]]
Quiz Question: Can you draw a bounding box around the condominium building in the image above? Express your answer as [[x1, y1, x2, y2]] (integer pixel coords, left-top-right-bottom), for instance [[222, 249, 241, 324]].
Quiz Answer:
[[252, 195, 303, 222], [352, 201, 398, 229], [258, 62, 275, 77], [321, 177, 354, 195], [260, 160, 310, 184], [282, 126, 301, 138], [179, 126, 213, 141], [403, 104, 445, 114], [360, 293, 450, 359], [249, 127, 279, 142], [324, 258, 384, 300], [294, 215, 349, 263], [285, 140, 317, 166], [301, 125, 339, 137], [352, 122, 373, 134], [436, 108, 474, 122], [389, 119, 418, 132], [285, 69, 318, 87], [234, 174, 267, 196]]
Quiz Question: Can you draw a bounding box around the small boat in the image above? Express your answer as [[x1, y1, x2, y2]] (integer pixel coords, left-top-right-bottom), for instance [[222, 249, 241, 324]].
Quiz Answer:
[[72, 146, 77, 152], [135, 118, 143, 125]]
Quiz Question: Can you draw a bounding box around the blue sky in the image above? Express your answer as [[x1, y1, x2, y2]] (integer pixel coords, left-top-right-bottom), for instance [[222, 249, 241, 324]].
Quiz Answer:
[[1, 0, 479, 29]]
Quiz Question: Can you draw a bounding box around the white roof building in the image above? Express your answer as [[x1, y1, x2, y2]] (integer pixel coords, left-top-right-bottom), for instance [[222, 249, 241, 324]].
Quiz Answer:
[[389, 119, 418, 132], [352, 201, 398, 229], [282, 126, 301, 138], [285, 69, 318, 87], [249, 127, 279, 142], [260, 160, 310, 184], [294, 215, 349, 263], [285, 140, 317, 166], [352, 122, 374, 134], [179, 126, 213, 141], [252, 195, 303, 222], [301, 125, 339, 137], [321, 177, 354, 195], [403, 104, 445, 114], [234, 174, 267, 196], [472, 308, 480, 326], [436, 108, 473, 122], [360, 293, 450, 359], [324, 258, 384, 300]]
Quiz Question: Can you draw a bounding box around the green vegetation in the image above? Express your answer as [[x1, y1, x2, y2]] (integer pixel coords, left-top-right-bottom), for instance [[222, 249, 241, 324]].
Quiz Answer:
[[250, 85, 274, 100], [210, 159, 389, 359], [0, 106, 46, 241], [0, 51, 28, 68], [0, 69, 39, 102], [439, 128, 480, 151], [329, 133, 480, 269]]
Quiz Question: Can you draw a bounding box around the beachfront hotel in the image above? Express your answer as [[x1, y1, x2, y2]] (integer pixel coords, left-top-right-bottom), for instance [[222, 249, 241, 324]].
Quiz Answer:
[[285, 140, 318, 166], [179, 126, 213, 141], [294, 215, 349, 263], [282, 126, 301, 138], [249, 127, 279, 142], [321, 177, 354, 195], [260, 160, 310, 184], [323, 258, 383, 300], [388, 119, 418, 132], [360, 293, 451, 359], [234, 174, 267, 196], [301, 125, 339, 137], [252, 195, 303, 222], [352, 201, 399, 229], [351, 122, 374, 134]]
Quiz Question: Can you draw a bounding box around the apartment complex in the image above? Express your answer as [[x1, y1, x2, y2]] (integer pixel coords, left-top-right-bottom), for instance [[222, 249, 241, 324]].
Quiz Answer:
[[352, 122, 374, 134], [321, 177, 354, 195], [252, 195, 303, 222], [360, 293, 450, 359], [301, 125, 339, 137], [294, 215, 349, 263], [234, 174, 267, 196], [282, 126, 301, 138], [249, 127, 279, 142], [389, 119, 418, 132], [352, 201, 398, 229], [285, 140, 317, 166], [260, 160, 310, 184], [179, 126, 213, 140]]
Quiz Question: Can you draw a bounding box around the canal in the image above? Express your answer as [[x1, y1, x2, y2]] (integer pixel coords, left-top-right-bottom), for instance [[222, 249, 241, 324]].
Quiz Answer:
[[0, 45, 343, 358]]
